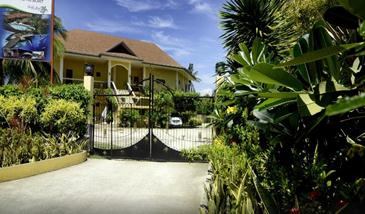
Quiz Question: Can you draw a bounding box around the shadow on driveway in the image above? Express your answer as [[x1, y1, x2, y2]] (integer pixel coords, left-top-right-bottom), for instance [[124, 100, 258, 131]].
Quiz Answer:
[[0, 159, 208, 214]]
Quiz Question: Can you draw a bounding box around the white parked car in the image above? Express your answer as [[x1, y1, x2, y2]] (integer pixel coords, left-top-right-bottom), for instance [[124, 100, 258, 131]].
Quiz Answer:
[[169, 117, 183, 128]]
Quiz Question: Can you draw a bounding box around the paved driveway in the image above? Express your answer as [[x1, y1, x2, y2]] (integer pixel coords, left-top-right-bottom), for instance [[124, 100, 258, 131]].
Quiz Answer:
[[0, 159, 208, 214]]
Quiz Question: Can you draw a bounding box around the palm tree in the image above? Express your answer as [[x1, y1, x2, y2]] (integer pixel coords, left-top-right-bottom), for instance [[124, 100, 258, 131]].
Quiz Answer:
[[1, 16, 67, 86], [220, 0, 290, 58], [188, 63, 201, 82]]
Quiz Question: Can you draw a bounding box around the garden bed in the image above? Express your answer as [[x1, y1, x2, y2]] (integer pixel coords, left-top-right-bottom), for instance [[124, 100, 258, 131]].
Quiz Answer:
[[0, 151, 87, 183]]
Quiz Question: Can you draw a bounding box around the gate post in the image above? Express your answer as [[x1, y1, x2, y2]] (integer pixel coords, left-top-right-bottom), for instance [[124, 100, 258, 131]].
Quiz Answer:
[[148, 74, 154, 158], [84, 65, 94, 152]]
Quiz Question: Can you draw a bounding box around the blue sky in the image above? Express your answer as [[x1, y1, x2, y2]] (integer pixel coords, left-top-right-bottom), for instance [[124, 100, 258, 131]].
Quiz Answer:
[[55, 0, 226, 95]]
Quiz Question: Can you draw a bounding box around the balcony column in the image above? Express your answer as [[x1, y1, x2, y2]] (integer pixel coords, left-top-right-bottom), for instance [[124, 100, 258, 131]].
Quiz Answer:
[[107, 60, 111, 88], [59, 56, 64, 83], [128, 63, 132, 85], [176, 70, 179, 90], [143, 66, 146, 87]]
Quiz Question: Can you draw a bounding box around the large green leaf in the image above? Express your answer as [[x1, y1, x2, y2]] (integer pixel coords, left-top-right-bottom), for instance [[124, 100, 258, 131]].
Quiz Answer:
[[318, 81, 351, 95], [231, 53, 249, 67], [231, 70, 253, 86], [257, 92, 303, 99], [316, 24, 341, 81], [249, 165, 279, 214], [339, 0, 365, 19], [293, 38, 312, 86], [251, 38, 265, 64], [326, 93, 365, 116], [255, 98, 296, 110], [239, 42, 252, 66], [277, 42, 364, 68], [245, 63, 304, 90], [359, 21, 365, 38], [298, 94, 325, 117]]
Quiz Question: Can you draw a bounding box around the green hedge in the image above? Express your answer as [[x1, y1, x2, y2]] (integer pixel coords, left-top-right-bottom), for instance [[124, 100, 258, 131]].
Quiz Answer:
[[119, 109, 141, 127], [41, 99, 87, 136], [0, 84, 91, 114], [0, 84, 90, 137], [0, 128, 86, 168]]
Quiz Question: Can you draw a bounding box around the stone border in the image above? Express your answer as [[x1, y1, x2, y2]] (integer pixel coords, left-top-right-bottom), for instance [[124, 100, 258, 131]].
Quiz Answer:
[[0, 151, 87, 183]]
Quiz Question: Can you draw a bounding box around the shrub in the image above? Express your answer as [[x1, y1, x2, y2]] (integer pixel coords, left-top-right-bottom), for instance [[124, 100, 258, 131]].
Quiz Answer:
[[180, 111, 196, 124], [49, 84, 91, 114], [0, 85, 21, 97], [153, 90, 174, 127], [0, 96, 38, 129], [182, 137, 270, 213], [40, 99, 86, 137], [119, 109, 140, 127], [0, 128, 86, 167], [188, 117, 203, 127]]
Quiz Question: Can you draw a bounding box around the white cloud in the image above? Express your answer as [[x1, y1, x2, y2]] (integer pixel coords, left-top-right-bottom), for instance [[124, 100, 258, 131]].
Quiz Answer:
[[188, 0, 217, 20], [148, 16, 177, 29], [113, 0, 159, 12], [133, 16, 178, 29], [113, 0, 179, 12], [151, 31, 191, 58], [152, 31, 183, 47], [85, 18, 139, 33], [189, 0, 213, 14]]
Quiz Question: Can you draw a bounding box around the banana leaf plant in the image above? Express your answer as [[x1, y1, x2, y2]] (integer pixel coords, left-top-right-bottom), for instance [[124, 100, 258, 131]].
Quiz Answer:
[[231, 22, 365, 143]]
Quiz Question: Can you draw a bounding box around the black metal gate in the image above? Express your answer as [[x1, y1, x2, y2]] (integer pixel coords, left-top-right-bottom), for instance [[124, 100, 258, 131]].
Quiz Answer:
[[91, 75, 214, 161]]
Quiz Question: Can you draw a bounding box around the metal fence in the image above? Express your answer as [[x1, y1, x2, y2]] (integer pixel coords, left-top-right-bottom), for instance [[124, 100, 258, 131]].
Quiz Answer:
[[91, 76, 214, 161]]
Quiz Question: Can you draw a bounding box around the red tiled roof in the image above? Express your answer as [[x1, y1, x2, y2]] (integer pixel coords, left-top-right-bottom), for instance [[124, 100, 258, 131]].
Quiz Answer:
[[64, 29, 184, 69]]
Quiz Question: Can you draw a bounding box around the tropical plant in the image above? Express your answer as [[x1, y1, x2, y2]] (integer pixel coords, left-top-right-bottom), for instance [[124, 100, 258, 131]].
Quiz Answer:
[[153, 90, 174, 127], [220, 0, 293, 58], [0, 128, 86, 167], [0, 96, 38, 130], [280, 0, 336, 38], [119, 109, 140, 127], [228, 18, 365, 212], [40, 99, 86, 137], [50, 84, 91, 114]]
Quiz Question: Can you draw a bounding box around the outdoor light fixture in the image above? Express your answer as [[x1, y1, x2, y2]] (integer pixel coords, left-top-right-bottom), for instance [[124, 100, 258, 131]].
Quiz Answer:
[[84, 64, 94, 76]]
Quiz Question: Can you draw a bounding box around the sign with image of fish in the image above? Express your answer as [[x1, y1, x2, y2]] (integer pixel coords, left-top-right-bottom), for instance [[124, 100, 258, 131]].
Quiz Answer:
[[0, 0, 52, 62]]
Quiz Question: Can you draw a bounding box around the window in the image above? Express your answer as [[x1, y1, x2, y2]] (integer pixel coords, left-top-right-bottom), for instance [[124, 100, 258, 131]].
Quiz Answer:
[[65, 69, 73, 84], [156, 79, 166, 84]]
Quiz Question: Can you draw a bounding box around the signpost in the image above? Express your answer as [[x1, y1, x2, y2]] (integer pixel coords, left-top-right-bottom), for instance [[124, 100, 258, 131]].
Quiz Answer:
[[0, 0, 54, 83]]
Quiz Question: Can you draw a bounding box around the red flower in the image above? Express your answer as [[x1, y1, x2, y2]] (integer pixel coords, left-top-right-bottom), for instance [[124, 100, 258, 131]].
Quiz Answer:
[[290, 207, 300, 214], [336, 200, 348, 208], [308, 190, 320, 200]]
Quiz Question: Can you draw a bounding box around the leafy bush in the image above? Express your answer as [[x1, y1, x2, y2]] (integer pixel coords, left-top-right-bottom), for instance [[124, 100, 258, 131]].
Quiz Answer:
[[0, 128, 86, 168], [0, 96, 38, 129], [188, 117, 203, 127], [181, 144, 210, 161], [211, 0, 365, 212], [119, 109, 140, 127], [153, 90, 174, 127], [0, 85, 21, 97], [183, 135, 273, 213], [49, 84, 91, 114], [40, 99, 86, 137], [180, 111, 196, 124]]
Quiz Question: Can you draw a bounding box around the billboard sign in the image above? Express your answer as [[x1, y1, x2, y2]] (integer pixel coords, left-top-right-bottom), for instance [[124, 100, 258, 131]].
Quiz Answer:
[[0, 0, 52, 62]]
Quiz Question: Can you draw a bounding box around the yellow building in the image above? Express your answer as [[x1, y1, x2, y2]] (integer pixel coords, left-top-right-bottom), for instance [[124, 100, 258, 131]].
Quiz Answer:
[[55, 30, 195, 92]]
